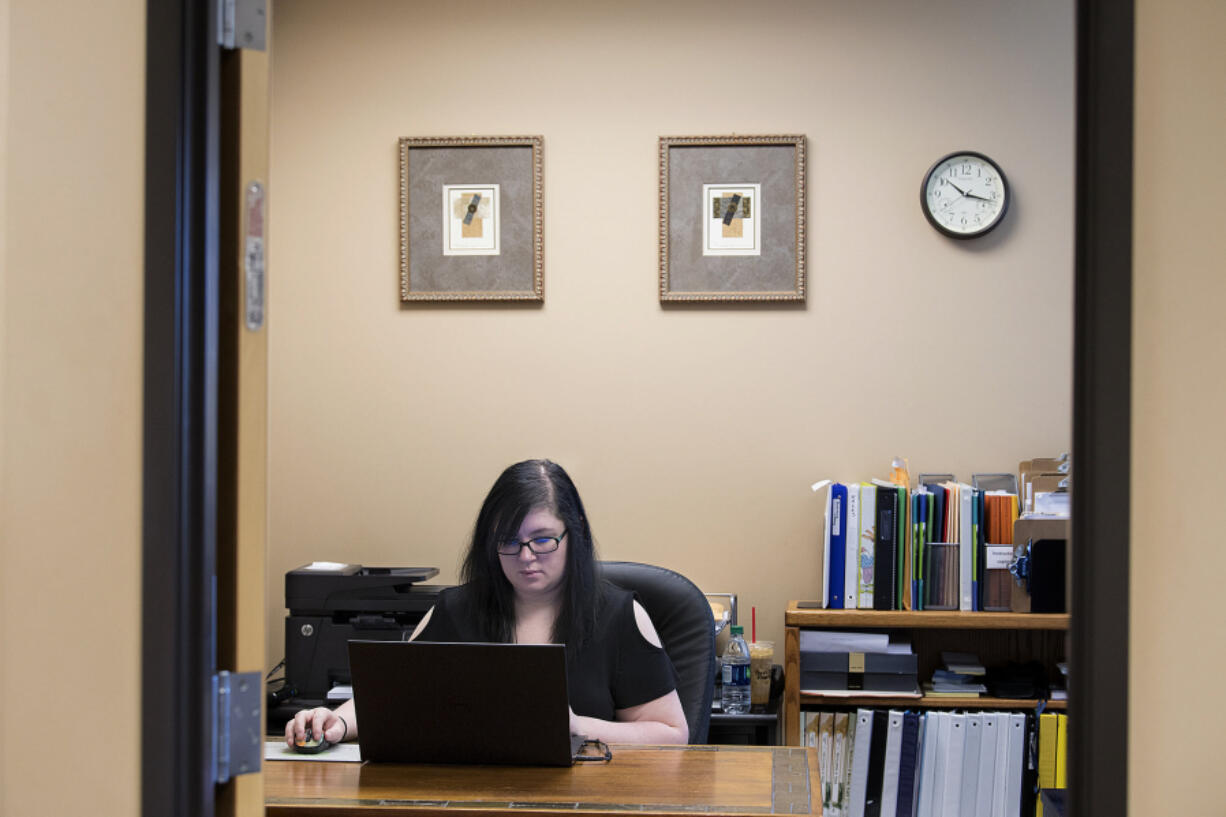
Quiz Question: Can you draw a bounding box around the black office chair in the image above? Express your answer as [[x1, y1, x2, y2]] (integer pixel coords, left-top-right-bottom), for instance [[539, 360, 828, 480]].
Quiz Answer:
[[601, 560, 715, 743]]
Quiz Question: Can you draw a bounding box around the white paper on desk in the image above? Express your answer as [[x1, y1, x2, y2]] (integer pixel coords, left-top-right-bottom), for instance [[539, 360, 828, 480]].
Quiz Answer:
[[264, 740, 363, 762]]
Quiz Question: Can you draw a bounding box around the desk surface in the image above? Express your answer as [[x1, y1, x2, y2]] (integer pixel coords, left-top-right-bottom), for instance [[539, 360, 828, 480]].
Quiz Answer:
[[266, 744, 821, 817]]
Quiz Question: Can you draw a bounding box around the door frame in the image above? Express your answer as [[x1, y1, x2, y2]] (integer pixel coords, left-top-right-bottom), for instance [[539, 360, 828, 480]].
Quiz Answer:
[[1070, 2, 1132, 815], [140, 0, 1134, 813], [142, 0, 221, 814]]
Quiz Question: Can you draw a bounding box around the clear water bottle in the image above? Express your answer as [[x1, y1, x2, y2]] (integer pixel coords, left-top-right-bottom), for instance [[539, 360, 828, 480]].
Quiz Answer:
[[721, 624, 751, 713]]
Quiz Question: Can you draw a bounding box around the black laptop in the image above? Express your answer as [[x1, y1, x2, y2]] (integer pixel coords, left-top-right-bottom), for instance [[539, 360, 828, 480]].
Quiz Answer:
[[347, 640, 586, 766]]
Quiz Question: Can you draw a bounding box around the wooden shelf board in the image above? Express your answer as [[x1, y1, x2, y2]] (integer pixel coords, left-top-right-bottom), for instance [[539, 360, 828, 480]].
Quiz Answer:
[[798, 693, 1067, 710], [785, 604, 1069, 630]]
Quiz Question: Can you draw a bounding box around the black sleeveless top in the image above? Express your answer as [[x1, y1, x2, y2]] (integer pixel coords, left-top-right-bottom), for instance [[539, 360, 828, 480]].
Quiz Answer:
[[417, 581, 678, 721]]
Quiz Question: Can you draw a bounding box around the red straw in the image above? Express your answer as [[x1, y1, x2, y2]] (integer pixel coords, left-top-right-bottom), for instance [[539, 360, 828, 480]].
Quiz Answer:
[[751, 607, 756, 643]]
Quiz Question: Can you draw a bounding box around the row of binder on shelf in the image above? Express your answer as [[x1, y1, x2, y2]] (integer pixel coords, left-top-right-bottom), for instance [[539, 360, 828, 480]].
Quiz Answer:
[[813, 476, 1024, 612], [802, 706, 1065, 817], [813, 457, 1073, 613]]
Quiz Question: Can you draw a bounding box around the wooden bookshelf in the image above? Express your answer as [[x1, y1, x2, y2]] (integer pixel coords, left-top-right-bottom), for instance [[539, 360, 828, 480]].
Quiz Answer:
[[797, 694, 1068, 711], [783, 602, 1070, 745], [786, 607, 1070, 631]]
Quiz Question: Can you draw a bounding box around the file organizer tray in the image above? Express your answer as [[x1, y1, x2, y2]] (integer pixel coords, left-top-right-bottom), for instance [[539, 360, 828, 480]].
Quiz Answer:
[[923, 542, 959, 610]]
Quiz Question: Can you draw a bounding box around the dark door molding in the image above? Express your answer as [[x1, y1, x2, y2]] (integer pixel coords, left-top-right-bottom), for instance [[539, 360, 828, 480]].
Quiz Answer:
[[1071, 1, 1133, 815], [142, 0, 221, 815]]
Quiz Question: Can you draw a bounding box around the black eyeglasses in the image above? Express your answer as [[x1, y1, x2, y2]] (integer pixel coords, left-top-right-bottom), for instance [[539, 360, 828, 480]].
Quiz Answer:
[[574, 739, 612, 763], [496, 530, 567, 556]]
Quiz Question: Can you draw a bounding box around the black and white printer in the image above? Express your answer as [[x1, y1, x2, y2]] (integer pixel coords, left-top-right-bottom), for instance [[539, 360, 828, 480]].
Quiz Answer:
[[281, 562, 447, 709]]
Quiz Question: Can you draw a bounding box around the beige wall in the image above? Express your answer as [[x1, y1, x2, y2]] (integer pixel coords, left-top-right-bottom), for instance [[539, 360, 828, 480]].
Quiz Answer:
[[1131, 1, 1226, 813], [0, 1, 144, 815], [0, 0, 1218, 813], [267, 0, 1075, 661]]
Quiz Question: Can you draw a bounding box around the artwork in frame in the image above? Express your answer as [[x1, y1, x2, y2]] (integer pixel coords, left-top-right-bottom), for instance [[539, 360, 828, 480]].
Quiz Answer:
[[399, 136, 543, 302], [659, 135, 806, 302]]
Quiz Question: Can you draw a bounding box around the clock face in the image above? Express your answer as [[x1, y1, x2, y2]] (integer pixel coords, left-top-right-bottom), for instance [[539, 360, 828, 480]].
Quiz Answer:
[[921, 152, 1009, 238]]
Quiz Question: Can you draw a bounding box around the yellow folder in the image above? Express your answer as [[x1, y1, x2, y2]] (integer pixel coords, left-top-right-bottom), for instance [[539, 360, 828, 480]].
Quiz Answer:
[[1036, 711, 1060, 817], [1055, 713, 1068, 789]]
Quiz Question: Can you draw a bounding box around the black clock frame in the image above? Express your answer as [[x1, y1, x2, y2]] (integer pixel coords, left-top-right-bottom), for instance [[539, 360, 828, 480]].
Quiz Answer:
[[920, 150, 1010, 240]]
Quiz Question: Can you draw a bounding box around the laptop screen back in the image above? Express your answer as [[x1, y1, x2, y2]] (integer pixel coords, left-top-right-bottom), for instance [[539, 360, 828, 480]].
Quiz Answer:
[[348, 640, 578, 766]]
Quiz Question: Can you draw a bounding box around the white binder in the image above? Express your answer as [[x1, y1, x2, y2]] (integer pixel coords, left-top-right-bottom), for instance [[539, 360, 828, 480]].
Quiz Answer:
[[908, 715, 927, 817], [958, 484, 974, 610], [848, 708, 874, 817], [959, 713, 983, 815], [820, 482, 833, 607], [940, 712, 967, 817], [1002, 713, 1027, 817], [991, 710, 1014, 817], [879, 710, 905, 817], [857, 485, 876, 608], [975, 713, 1000, 817], [844, 485, 860, 609], [917, 711, 946, 817]]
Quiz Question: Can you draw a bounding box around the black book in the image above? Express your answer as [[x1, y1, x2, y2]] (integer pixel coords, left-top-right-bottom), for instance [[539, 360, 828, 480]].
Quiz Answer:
[[976, 489, 986, 610], [863, 709, 890, 817], [874, 485, 898, 610], [1021, 711, 1040, 817]]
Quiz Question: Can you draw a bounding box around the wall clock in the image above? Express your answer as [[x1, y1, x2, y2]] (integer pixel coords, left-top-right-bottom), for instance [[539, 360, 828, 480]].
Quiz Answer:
[[921, 151, 1009, 239]]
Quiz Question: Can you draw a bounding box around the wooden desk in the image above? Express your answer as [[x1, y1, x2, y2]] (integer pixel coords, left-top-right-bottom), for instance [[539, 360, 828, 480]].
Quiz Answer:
[[266, 745, 821, 817]]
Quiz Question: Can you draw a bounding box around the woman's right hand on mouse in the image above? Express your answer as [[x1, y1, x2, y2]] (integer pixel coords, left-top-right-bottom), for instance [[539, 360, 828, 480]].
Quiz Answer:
[[285, 706, 346, 748]]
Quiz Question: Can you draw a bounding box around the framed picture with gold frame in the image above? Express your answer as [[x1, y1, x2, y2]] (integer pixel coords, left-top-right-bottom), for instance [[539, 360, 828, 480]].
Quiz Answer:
[[658, 135, 806, 302], [399, 136, 544, 302]]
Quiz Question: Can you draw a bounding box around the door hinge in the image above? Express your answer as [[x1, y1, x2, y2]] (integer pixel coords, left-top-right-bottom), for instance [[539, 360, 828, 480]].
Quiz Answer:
[[213, 670, 263, 784], [219, 0, 266, 51], [244, 181, 266, 331]]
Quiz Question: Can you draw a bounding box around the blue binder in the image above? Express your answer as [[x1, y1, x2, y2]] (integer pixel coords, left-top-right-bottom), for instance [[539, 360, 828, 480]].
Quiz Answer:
[[828, 483, 848, 608]]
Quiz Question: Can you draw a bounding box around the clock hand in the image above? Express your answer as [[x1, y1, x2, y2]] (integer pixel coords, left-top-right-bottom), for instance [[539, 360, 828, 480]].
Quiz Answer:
[[964, 191, 994, 202], [946, 180, 968, 196]]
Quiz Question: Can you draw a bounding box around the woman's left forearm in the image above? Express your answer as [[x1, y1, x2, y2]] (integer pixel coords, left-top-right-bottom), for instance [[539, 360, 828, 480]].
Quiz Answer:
[[571, 713, 688, 745]]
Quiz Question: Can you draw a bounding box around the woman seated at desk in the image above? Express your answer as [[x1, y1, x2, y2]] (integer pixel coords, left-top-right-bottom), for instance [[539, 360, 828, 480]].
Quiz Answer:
[[285, 459, 689, 747]]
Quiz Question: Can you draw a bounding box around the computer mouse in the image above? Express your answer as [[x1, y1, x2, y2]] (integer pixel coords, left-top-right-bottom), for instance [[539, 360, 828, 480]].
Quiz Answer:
[[292, 727, 331, 754]]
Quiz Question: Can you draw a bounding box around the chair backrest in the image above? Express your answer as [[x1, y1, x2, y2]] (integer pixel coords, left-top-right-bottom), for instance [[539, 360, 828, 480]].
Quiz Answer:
[[600, 561, 715, 743]]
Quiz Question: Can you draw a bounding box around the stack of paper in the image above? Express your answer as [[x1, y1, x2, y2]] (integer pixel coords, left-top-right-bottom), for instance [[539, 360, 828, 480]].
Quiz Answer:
[[924, 653, 987, 698], [942, 652, 987, 675], [927, 670, 988, 695], [799, 630, 913, 654]]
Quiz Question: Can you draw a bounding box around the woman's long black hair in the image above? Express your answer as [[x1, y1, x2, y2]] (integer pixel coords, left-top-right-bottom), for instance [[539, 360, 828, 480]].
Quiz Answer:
[[459, 459, 601, 651]]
